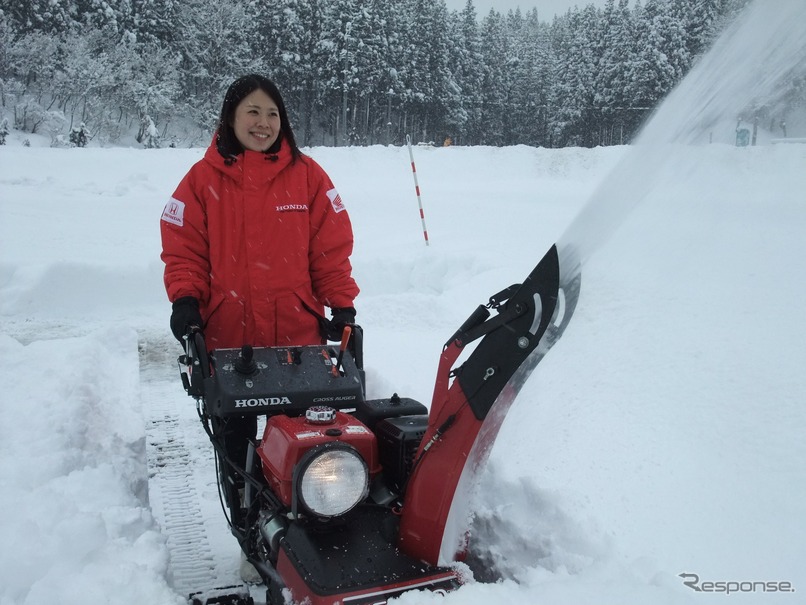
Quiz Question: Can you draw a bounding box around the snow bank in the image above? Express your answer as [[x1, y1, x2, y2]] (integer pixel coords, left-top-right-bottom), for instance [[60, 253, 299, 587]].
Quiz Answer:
[[0, 328, 183, 605]]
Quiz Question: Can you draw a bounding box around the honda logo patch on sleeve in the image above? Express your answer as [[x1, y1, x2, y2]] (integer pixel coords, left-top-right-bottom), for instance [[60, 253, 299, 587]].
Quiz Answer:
[[161, 198, 185, 226], [326, 188, 346, 213]]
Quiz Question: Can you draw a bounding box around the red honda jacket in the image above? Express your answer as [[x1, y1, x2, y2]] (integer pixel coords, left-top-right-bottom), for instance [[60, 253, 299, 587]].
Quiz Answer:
[[160, 141, 359, 350]]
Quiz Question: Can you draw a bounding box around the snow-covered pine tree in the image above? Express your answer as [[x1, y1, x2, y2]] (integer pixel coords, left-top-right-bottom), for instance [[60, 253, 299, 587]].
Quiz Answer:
[[506, 8, 551, 146], [478, 8, 510, 146], [0, 118, 9, 145], [367, 0, 406, 145], [594, 0, 637, 144], [446, 0, 484, 145], [176, 0, 263, 131], [548, 5, 599, 146], [4, 0, 73, 33], [397, 0, 454, 145], [123, 0, 179, 44], [625, 0, 690, 128]]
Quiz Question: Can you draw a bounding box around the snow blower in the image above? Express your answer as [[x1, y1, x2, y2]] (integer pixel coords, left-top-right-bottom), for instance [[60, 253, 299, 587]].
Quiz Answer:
[[176, 243, 580, 604]]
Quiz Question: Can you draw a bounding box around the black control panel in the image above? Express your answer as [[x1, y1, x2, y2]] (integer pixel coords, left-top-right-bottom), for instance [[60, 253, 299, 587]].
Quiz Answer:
[[203, 344, 365, 418]]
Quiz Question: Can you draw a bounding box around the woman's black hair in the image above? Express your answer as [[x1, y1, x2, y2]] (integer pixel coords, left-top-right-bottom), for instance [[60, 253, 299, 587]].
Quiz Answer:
[[215, 74, 303, 163]]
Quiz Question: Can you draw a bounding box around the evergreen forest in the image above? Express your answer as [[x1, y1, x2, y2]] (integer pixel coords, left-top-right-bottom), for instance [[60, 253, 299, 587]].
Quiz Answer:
[[1, 0, 777, 148]]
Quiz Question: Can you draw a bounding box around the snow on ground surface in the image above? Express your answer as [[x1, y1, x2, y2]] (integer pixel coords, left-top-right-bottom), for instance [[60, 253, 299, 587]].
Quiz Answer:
[[2, 138, 804, 604], [1, 3, 805, 604]]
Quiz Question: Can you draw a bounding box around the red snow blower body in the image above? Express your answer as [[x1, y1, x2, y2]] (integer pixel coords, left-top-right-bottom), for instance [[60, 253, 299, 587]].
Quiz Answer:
[[178, 244, 580, 605]]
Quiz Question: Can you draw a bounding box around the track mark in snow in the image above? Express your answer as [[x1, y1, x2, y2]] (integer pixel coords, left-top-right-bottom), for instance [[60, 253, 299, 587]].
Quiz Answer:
[[146, 413, 218, 595], [140, 339, 252, 601]]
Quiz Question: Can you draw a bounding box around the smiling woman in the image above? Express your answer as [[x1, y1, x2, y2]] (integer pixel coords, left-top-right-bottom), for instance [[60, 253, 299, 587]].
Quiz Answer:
[[231, 89, 281, 152], [214, 75, 301, 162], [159, 73, 361, 583]]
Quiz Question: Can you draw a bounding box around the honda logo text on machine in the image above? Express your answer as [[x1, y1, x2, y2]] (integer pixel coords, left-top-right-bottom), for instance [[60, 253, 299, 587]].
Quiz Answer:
[[235, 397, 292, 408]]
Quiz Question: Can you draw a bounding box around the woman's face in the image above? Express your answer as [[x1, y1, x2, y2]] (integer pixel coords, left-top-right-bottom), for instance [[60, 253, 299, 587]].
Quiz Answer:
[[231, 89, 281, 152]]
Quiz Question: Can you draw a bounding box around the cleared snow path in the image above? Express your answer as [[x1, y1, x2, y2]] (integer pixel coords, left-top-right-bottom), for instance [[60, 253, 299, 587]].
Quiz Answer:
[[139, 336, 262, 603]]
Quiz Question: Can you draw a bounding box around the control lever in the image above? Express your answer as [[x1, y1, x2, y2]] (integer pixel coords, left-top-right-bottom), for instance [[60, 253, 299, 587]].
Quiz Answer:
[[332, 326, 352, 376], [234, 344, 257, 375]]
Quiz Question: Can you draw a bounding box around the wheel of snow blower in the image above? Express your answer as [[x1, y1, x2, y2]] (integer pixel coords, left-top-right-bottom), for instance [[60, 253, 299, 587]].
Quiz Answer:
[[189, 586, 254, 605], [265, 579, 285, 605]]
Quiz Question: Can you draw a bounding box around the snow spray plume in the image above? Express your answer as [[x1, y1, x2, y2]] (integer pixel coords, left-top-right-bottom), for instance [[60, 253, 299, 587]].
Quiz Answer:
[[558, 0, 806, 268]]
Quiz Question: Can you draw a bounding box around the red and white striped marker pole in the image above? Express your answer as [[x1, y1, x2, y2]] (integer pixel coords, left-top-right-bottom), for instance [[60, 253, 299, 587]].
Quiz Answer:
[[406, 134, 430, 246]]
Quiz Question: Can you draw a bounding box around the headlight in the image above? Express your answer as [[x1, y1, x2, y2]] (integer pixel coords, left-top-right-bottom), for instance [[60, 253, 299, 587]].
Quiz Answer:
[[296, 443, 369, 518]]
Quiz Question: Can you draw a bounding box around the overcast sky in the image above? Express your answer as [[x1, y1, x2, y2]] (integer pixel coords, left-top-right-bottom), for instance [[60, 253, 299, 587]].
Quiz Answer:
[[443, 0, 613, 20]]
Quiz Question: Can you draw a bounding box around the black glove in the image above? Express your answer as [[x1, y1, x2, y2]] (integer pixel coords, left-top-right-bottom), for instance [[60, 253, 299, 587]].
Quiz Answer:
[[170, 296, 203, 343], [327, 307, 356, 341]]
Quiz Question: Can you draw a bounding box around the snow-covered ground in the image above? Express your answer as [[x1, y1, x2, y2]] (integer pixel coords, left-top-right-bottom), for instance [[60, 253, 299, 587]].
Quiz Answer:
[[1, 2, 805, 604], [2, 136, 804, 604]]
